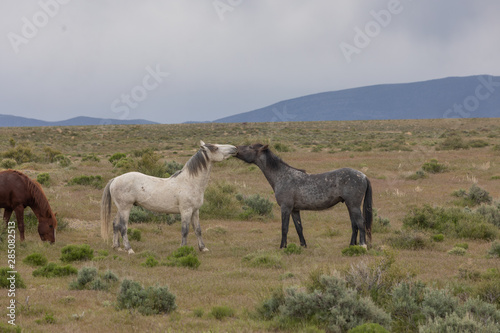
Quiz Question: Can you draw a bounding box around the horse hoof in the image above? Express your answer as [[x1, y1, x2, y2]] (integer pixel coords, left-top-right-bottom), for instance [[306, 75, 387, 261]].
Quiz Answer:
[[201, 247, 209, 252], [116, 247, 124, 252], [127, 249, 135, 255], [361, 244, 367, 249]]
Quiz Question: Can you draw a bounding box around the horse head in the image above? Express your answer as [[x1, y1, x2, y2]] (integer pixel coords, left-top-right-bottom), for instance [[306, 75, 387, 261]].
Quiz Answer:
[[38, 212, 57, 243], [235, 143, 269, 164], [200, 140, 237, 162]]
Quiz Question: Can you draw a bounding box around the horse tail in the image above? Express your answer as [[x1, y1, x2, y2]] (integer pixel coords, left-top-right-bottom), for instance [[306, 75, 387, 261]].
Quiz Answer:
[[101, 178, 114, 242], [363, 177, 373, 243]]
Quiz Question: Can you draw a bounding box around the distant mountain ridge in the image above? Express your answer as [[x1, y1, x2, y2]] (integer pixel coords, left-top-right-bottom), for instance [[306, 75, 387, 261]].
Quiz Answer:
[[214, 75, 500, 123], [0, 115, 159, 127]]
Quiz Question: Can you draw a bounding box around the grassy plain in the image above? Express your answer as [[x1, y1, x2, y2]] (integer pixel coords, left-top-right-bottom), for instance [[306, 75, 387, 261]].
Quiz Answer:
[[1, 118, 500, 332]]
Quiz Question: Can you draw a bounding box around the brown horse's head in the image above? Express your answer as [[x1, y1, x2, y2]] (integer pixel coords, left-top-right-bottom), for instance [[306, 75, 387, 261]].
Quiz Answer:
[[38, 212, 57, 243]]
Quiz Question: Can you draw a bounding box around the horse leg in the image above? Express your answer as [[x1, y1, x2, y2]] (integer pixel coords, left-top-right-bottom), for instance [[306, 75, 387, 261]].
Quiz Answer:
[[112, 213, 121, 249], [180, 208, 193, 247], [3, 208, 13, 225], [14, 206, 25, 241], [291, 210, 307, 247], [280, 207, 292, 248], [190, 210, 208, 252], [347, 204, 366, 248]]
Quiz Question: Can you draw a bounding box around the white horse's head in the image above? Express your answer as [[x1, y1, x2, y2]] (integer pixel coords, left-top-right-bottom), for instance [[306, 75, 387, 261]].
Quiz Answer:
[[200, 140, 237, 162]]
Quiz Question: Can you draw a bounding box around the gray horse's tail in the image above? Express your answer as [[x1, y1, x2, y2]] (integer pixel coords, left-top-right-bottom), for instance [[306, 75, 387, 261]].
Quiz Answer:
[[101, 178, 114, 242], [363, 177, 373, 243]]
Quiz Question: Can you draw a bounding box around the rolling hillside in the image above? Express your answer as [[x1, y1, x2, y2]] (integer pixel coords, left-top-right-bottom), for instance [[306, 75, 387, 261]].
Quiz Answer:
[[215, 75, 500, 123]]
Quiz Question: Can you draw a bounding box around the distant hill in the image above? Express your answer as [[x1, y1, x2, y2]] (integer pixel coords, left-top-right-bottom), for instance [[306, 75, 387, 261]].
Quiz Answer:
[[0, 115, 159, 127], [214, 75, 500, 123]]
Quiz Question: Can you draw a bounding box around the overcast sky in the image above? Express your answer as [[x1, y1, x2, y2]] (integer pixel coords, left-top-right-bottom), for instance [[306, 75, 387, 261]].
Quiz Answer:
[[1, 1, 499, 124]]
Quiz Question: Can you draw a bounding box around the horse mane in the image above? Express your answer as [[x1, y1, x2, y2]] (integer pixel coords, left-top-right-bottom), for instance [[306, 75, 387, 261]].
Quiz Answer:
[[263, 148, 306, 173], [178, 144, 217, 177], [10, 170, 55, 220]]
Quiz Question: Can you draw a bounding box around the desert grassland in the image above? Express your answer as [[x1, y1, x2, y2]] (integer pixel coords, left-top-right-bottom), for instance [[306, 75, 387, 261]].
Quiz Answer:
[[0, 118, 500, 332]]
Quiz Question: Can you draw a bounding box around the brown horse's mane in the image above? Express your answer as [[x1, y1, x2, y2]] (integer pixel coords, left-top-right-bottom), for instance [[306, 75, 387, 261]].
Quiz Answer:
[[7, 170, 56, 222]]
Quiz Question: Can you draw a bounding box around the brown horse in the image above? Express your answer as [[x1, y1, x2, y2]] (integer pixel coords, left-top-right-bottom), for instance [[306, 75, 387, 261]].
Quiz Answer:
[[0, 170, 57, 242]]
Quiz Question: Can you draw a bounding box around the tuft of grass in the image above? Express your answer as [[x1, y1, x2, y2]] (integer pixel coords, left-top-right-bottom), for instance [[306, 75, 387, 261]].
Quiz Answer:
[[242, 251, 282, 269], [67, 175, 104, 189], [142, 256, 159, 268], [163, 246, 200, 269], [127, 228, 142, 241], [432, 234, 444, 242], [488, 241, 500, 258], [341, 245, 368, 256], [283, 243, 302, 255], [116, 279, 177, 315], [60, 244, 94, 262], [23, 252, 48, 267], [210, 305, 235, 320], [448, 247, 467, 256], [421, 159, 447, 173], [0, 267, 26, 288], [33, 263, 78, 278]]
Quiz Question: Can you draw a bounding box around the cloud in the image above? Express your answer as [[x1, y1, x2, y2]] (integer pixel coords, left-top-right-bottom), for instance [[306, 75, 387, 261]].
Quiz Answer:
[[0, 1, 499, 124]]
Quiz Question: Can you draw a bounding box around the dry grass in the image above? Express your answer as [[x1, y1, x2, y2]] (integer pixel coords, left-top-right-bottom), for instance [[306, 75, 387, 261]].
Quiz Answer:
[[1, 118, 500, 332]]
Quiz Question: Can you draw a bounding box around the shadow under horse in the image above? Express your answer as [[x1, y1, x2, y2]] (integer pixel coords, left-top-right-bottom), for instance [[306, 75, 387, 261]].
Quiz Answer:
[[235, 144, 373, 248]]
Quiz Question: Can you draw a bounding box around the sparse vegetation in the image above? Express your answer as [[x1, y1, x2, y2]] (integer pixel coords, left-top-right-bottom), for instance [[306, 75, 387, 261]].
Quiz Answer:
[[1, 118, 500, 332]]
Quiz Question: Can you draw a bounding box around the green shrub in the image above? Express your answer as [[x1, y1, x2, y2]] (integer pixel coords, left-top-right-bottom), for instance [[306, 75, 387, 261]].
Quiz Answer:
[[432, 234, 444, 242], [54, 154, 71, 167], [142, 256, 159, 268], [0, 267, 26, 288], [437, 136, 469, 150], [67, 175, 104, 189], [200, 182, 239, 219], [342, 245, 368, 256], [0, 158, 16, 169], [453, 184, 492, 206], [60, 244, 94, 262], [210, 305, 235, 320], [419, 312, 498, 333], [2, 146, 38, 164], [273, 142, 291, 152], [283, 243, 302, 255], [372, 210, 391, 233], [402, 205, 497, 240], [237, 193, 273, 219], [164, 246, 200, 269], [128, 206, 179, 224], [165, 160, 183, 176], [406, 169, 427, 180], [455, 242, 469, 250], [488, 241, 500, 257], [136, 151, 168, 177], [387, 231, 428, 250], [255, 288, 285, 320], [348, 323, 390, 333], [81, 153, 100, 162], [279, 275, 391, 332], [36, 173, 50, 186], [32, 263, 77, 278], [23, 252, 48, 267], [242, 251, 282, 269], [193, 308, 204, 318], [421, 159, 447, 173], [468, 139, 489, 148], [109, 152, 127, 166], [127, 228, 142, 241], [70, 267, 119, 291], [476, 203, 500, 227], [389, 281, 427, 332], [448, 247, 467, 256], [116, 279, 177, 315]]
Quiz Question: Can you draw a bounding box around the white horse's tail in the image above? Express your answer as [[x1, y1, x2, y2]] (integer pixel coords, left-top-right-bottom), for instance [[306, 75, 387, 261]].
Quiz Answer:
[[101, 178, 114, 242]]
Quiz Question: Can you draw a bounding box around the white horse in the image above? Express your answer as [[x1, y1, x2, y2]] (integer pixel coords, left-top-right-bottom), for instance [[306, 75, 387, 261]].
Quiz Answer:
[[101, 141, 237, 254]]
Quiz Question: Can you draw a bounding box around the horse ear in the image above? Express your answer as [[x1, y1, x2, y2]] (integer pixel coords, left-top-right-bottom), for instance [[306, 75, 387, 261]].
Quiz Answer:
[[200, 140, 206, 150], [260, 145, 269, 152]]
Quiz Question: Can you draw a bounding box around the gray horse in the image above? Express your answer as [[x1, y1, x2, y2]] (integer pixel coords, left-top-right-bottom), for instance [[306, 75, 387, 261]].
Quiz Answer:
[[235, 144, 373, 248]]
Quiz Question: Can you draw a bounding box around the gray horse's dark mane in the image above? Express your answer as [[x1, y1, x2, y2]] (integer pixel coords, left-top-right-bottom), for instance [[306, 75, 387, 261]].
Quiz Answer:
[[264, 148, 306, 173], [173, 144, 217, 177]]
